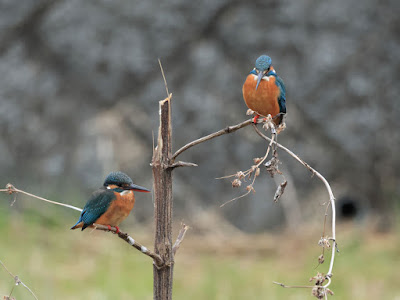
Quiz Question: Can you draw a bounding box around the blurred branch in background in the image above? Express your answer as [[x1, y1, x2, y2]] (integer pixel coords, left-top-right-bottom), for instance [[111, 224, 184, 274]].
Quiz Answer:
[[0, 259, 38, 300]]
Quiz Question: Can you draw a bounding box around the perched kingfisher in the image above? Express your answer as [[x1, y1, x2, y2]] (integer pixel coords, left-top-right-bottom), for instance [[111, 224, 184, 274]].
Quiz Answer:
[[71, 171, 150, 233], [242, 55, 286, 125]]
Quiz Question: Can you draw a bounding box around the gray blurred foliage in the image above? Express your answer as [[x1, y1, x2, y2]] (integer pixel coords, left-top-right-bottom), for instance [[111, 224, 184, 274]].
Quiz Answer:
[[0, 0, 399, 232]]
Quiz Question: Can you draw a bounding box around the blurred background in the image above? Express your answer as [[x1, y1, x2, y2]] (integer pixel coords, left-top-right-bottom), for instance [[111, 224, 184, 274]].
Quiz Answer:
[[0, 0, 399, 299]]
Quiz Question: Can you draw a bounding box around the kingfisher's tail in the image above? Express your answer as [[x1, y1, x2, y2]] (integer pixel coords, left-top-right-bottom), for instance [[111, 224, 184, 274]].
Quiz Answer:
[[70, 221, 83, 230]]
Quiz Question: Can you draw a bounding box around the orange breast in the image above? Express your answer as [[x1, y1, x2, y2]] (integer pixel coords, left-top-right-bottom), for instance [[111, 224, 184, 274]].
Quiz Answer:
[[95, 191, 135, 227], [242, 74, 280, 119]]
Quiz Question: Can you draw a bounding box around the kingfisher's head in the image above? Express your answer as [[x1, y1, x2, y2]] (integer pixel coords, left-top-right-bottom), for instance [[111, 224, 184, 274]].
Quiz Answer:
[[104, 171, 150, 192], [251, 55, 272, 90]]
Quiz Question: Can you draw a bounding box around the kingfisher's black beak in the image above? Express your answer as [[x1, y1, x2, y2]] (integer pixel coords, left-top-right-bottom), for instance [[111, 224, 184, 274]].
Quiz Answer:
[[125, 183, 151, 193], [255, 71, 264, 90]]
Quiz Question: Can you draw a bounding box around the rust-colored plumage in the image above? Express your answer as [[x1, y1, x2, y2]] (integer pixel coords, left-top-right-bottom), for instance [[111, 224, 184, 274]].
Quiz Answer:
[[94, 189, 135, 227], [242, 55, 286, 125]]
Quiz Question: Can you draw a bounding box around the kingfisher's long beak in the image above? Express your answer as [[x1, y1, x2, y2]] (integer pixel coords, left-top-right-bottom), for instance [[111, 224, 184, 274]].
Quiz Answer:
[[255, 71, 264, 90], [126, 183, 151, 193]]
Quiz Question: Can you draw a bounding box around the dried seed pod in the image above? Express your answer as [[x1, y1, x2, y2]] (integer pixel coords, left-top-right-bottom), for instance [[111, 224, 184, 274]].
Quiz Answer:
[[318, 237, 331, 249], [246, 185, 255, 193], [309, 272, 325, 285], [232, 179, 242, 188], [253, 157, 262, 164], [318, 254, 325, 264], [236, 171, 245, 179]]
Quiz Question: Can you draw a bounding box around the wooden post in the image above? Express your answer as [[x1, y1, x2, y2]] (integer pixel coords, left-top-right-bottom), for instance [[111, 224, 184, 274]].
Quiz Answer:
[[152, 95, 174, 300]]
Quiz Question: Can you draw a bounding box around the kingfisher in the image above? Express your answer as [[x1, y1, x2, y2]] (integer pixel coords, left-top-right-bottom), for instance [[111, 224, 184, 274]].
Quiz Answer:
[[71, 171, 150, 233], [242, 55, 286, 125]]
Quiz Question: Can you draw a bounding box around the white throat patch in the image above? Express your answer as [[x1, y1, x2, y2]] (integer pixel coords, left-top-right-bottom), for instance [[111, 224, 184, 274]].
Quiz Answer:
[[252, 74, 270, 81]]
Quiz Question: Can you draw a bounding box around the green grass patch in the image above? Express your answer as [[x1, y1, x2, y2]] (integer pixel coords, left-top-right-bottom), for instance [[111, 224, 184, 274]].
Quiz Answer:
[[1, 211, 400, 299]]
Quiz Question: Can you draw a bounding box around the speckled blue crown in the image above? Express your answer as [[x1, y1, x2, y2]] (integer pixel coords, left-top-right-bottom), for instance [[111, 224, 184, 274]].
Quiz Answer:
[[255, 55, 272, 71], [104, 171, 133, 186]]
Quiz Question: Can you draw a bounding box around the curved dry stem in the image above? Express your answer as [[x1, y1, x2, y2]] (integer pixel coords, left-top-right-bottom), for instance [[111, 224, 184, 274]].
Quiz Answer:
[[252, 125, 337, 284]]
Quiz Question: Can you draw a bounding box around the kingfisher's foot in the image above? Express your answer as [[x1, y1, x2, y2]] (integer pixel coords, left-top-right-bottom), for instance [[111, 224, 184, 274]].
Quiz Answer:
[[107, 225, 112, 231], [253, 115, 260, 124], [115, 226, 120, 234]]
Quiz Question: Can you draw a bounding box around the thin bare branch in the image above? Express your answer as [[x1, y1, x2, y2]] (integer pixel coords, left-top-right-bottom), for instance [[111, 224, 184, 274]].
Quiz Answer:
[[0, 260, 14, 278], [274, 280, 333, 300], [171, 118, 254, 161], [94, 225, 165, 268], [273, 281, 315, 289], [172, 223, 189, 256], [169, 161, 198, 169], [0, 259, 38, 300], [0, 184, 82, 212]]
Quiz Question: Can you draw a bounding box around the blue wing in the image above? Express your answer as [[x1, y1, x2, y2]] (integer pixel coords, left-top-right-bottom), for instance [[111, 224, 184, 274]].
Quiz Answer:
[[275, 76, 286, 114], [72, 188, 115, 230], [267, 71, 286, 114]]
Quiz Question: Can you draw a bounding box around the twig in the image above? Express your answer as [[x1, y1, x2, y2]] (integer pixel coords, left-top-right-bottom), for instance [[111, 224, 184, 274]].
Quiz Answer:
[[273, 281, 315, 289], [0, 184, 82, 212], [169, 161, 198, 169], [0, 259, 38, 300], [158, 59, 169, 96], [172, 223, 189, 256], [219, 118, 277, 207], [94, 225, 164, 268], [220, 132, 275, 207], [252, 125, 337, 285], [1, 185, 164, 267], [171, 118, 254, 161]]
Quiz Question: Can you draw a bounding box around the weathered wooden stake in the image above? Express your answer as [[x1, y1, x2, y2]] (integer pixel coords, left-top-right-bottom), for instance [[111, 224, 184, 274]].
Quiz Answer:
[[152, 94, 174, 300]]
